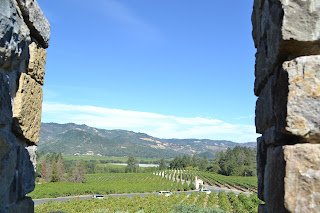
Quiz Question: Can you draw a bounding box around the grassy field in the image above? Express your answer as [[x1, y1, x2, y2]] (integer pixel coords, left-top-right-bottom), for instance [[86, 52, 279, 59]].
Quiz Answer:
[[35, 191, 263, 213]]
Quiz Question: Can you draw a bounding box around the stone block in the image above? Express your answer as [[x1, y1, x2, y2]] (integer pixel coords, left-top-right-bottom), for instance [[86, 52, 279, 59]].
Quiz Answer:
[[0, 0, 30, 69], [252, 0, 320, 95], [284, 144, 320, 213], [16, 0, 50, 48], [256, 136, 267, 201], [263, 126, 300, 145], [275, 55, 320, 142], [13, 73, 43, 144], [17, 145, 35, 197], [27, 42, 46, 85], [264, 144, 320, 212], [0, 130, 17, 209], [6, 196, 34, 213], [258, 204, 267, 213], [263, 145, 286, 212], [0, 73, 12, 125], [255, 75, 275, 133]]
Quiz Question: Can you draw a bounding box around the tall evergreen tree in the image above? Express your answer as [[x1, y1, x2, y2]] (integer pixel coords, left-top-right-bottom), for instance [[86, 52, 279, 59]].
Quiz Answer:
[[126, 155, 139, 173]]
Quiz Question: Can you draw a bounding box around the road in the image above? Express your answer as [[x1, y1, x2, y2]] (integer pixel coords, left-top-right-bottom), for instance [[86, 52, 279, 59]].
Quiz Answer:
[[33, 185, 252, 206]]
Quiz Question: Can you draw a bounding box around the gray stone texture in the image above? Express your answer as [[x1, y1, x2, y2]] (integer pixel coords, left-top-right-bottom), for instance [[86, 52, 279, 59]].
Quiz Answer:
[[12, 73, 43, 144], [256, 137, 267, 201], [0, 0, 30, 70], [0, 73, 12, 125], [6, 196, 34, 213], [16, 0, 50, 48], [0, 131, 17, 209], [0, 130, 36, 211], [263, 145, 287, 213], [0, 0, 48, 212], [255, 75, 275, 133], [27, 42, 46, 85], [275, 55, 320, 142], [252, 0, 320, 96]]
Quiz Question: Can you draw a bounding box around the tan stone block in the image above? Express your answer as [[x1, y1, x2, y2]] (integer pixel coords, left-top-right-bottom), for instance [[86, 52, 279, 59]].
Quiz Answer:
[[13, 73, 42, 143], [264, 144, 320, 212], [284, 144, 320, 213], [275, 55, 320, 142], [27, 42, 46, 85]]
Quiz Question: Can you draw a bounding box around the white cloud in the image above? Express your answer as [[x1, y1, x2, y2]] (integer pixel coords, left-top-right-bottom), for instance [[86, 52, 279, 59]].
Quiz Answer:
[[42, 102, 260, 143]]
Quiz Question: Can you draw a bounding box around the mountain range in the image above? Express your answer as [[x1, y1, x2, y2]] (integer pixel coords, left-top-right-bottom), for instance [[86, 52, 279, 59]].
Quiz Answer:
[[38, 122, 256, 159]]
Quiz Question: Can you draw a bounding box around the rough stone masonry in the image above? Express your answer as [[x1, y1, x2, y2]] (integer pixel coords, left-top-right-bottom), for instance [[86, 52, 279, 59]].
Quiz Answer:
[[0, 0, 50, 212], [252, 0, 320, 212]]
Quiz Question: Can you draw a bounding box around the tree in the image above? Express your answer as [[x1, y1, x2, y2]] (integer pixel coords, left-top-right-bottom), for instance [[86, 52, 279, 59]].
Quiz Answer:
[[41, 159, 48, 181], [69, 160, 86, 183], [159, 159, 167, 170], [126, 155, 139, 173], [56, 154, 65, 181], [51, 162, 59, 182]]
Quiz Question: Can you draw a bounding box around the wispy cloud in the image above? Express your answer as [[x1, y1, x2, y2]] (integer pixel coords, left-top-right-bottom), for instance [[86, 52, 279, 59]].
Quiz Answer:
[[42, 102, 259, 143], [96, 0, 162, 41]]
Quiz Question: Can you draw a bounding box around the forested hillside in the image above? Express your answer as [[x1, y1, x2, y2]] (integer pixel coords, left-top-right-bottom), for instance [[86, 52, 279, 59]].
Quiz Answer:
[[39, 122, 256, 158]]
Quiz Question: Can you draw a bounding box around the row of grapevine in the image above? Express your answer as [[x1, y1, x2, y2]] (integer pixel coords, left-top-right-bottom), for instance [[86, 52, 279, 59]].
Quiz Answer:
[[35, 191, 263, 213], [29, 173, 194, 199]]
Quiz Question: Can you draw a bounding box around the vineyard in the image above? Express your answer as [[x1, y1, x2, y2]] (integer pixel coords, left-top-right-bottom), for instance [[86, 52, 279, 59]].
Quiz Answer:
[[155, 170, 257, 193], [29, 171, 258, 199], [35, 191, 263, 213], [29, 173, 188, 199]]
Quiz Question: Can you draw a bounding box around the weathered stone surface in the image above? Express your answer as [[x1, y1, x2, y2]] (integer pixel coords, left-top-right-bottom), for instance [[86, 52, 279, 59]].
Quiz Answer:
[[252, 0, 320, 96], [258, 204, 267, 213], [0, 0, 30, 69], [26, 145, 37, 170], [27, 42, 46, 85], [0, 73, 12, 125], [6, 196, 34, 213], [275, 56, 320, 142], [16, 0, 50, 48], [13, 73, 43, 144], [284, 144, 320, 213], [0, 130, 17, 209], [255, 75, 275, 133], [264, 144, 320, 212], [263, 145, 286, 213], [263, 126, 300, 145], [18, 145, 35, 197], [256, 137, 266, 201]]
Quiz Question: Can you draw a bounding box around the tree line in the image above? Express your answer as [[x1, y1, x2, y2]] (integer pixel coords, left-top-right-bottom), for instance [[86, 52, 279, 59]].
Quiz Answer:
[[36, 152, 86, 183], [166, 146, 257, 176]]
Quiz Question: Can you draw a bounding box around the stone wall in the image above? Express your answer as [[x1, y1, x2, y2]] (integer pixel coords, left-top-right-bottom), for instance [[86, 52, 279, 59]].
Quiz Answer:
[[0, 0, 50, 212], [252, 0, 320, 212]]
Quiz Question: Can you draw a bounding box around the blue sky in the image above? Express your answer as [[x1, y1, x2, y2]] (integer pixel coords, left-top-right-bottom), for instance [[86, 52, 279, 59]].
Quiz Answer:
[[37, 0, 259, 142]]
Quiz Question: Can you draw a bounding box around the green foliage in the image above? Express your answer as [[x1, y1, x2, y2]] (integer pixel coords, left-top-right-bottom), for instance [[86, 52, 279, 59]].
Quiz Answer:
[[126, 156, 139, 173], [215, 146, 257, 176], [159, 159, 167, 170], [29, 173, 186, 199], [218, 191, 233, 213], [189, 182, 196, 190], [171, 204, 225, 213], [183, 182, 189, 191]]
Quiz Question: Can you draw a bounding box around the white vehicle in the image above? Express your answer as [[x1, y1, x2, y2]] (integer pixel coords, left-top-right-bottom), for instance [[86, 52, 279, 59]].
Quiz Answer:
[[198, 188, 211, 195], [158, 191, 172, 197], [92, 194, 104, 199]]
